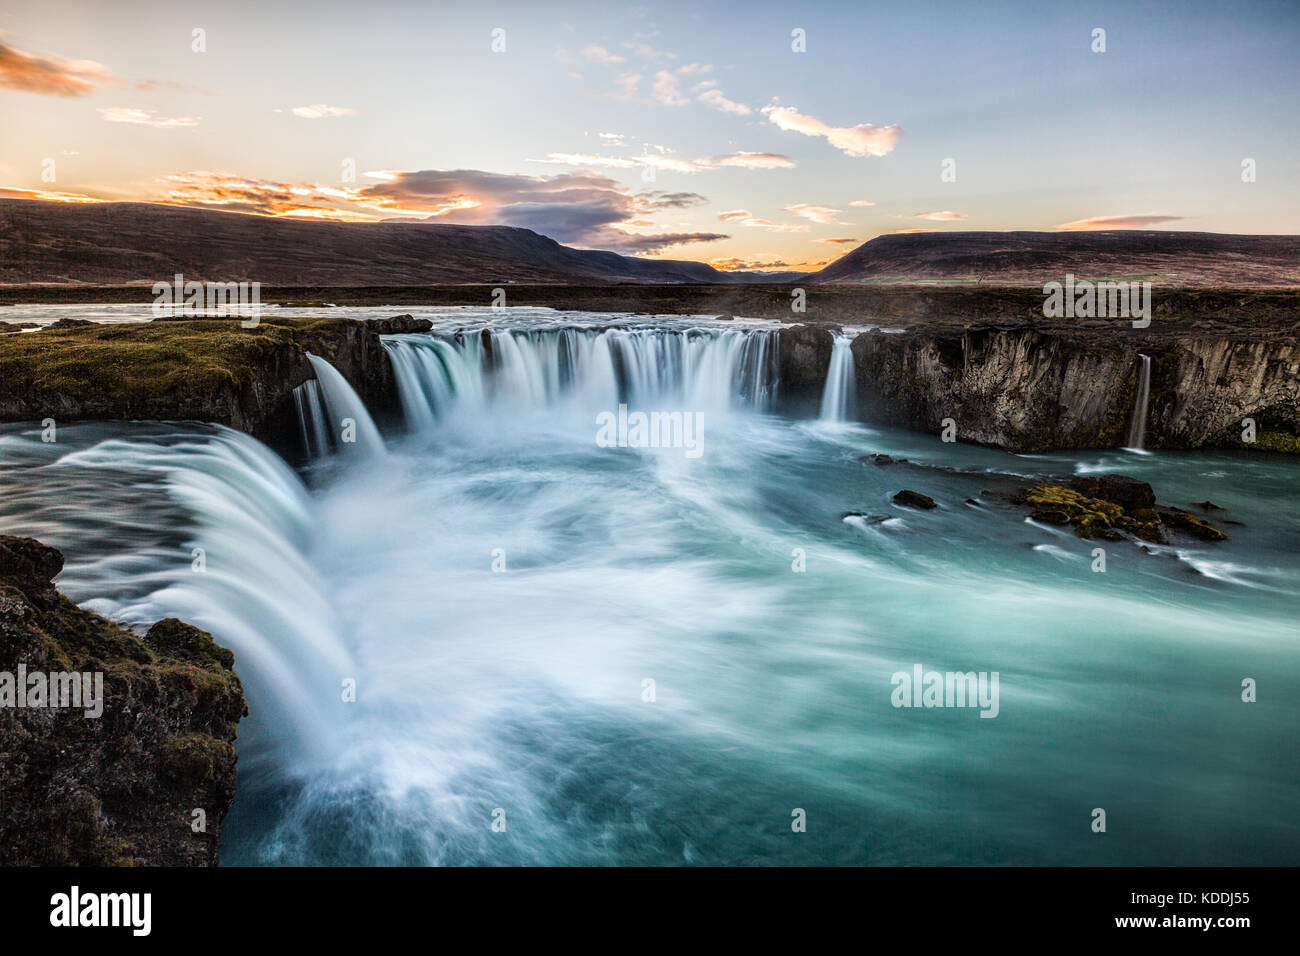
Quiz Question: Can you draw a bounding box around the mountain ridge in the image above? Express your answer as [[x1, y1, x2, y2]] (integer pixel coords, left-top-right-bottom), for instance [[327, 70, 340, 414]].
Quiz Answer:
[[0, 199, 771, 286], [810, 230, 1300, 286]]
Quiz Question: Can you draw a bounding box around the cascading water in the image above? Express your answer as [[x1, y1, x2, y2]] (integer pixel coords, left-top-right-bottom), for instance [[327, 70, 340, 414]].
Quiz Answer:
[[2, 426, 357, 772], [1126, 353, 1151, 450], [381, 327, 779, 429], [292, 379, 331, 458], [305, 353, 386, 457], [819, 334, 857, 422]]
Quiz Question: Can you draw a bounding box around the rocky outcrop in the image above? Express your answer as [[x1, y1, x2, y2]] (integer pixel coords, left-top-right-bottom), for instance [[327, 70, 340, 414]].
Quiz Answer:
[[1152, 337, 1300, 449], [776, 323, 837, 396], [0, 315, 432, 441], [893, 489, 937, 509], [0, 536, 246, 865], [1011, 474, 1226, 543], [848, 325, 1300, 453]]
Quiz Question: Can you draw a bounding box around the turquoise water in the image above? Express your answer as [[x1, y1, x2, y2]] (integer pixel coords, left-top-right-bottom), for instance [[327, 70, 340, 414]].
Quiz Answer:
[[0, 319, 1296, 866]]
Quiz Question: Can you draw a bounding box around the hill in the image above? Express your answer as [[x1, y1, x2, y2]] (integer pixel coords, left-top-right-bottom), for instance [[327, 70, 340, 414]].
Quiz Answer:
[[0, 199, 754, 286], [810, 230, 1300, 286]]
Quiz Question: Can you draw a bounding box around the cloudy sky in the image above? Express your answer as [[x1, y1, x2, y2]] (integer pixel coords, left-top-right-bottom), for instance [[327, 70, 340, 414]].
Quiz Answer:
[[1, 0, 1296, 270]]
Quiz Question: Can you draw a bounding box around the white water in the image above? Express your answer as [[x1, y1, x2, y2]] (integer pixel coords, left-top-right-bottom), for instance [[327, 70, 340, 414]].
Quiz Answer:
[[1126, 353, 1151, 451], [381, 327, 778, 431], [305, 353, 386, 457], [292, 380, 330, 458], [819, 334, 857, 422]]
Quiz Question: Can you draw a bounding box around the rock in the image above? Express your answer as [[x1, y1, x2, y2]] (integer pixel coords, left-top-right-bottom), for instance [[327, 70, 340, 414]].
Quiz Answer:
[[775, 324, 836, 393], [844, 512, 891, 524], [1192, 500, 1223, 511], [371, 314, 434, 334], [850, 326, 1300, 454], [44, 318, 95, 330], [893, 489, 937, 509], [1158, 507, 1227, 541], [863, 453, 903, 466], [0, 535, 246, 866], [0, 315, 398, 441], [1014, 484, 1163, 541], [714, 313, 734, 321], [1067, 474, 1156, 512]]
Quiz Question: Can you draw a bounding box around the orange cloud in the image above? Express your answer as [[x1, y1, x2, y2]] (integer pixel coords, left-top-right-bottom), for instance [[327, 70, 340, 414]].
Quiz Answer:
[[914, 210, 966, 221], [0, 40, 112, 96], [0, 186, 106, 203], [708, 255, 792, 271], [786, 203, 843, 224], [1056, 214, 1185, 231]]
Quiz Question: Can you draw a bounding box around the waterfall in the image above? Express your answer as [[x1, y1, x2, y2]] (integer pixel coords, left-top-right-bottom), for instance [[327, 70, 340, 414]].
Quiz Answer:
[[39, 427, 356, 771], [292, 379, 331, 458], [819, 334, 856, 422], [305, 353, 386, 457], [381, 327, 779, 429], [1126, 353, 1151, 450]]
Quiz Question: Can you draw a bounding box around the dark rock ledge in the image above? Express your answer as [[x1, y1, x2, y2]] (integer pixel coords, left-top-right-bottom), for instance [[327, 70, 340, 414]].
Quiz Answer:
[[0, 314, 432, 442], [0, 535, 246, 866]]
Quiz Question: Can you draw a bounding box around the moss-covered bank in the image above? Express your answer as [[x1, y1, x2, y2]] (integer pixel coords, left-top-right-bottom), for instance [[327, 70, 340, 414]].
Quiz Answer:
[[0, 535, 246, 865]]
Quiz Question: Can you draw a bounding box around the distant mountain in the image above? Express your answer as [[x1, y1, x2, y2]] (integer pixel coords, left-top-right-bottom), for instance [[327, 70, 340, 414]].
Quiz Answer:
[[0, 199, 770, 286], [811, 230, 1300, 286]]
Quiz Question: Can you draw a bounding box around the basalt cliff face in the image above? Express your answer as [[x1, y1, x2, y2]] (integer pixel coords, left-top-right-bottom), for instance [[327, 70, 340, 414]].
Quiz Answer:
[[774, 324, 1300, 453], [0, 536, 247, 865]]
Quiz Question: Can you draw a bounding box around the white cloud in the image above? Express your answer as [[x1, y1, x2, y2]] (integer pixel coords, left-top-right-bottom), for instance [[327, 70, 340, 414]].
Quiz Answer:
[[698, 152, 795, 169], [98, 107, 199, 128], [914, 210, 966, 221], [582, 45, 626, 65], [849, 199, 876, 207], [651, 70, 688, 105], [786, 203, 843, 224], [697, 85, 751, 115], [289, 104, 358, 119], [762, 104, 901, 157]]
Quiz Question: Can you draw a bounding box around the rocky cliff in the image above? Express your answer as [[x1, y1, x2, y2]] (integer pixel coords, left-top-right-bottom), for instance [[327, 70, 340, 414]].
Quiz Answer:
[[0, 314, 431, 442], [0, 536, 247, 865], [774, 324, 1300, 453]]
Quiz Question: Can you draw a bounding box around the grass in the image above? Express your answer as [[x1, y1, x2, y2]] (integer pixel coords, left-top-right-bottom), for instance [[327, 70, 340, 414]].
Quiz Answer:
[[0, 316, 354, 399]]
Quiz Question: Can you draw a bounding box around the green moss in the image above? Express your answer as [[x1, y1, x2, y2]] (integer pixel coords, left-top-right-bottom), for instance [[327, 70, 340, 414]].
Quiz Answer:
[[161, 733, 232, 788], [1017, 484, 1172, 542], [1250, 430, 1300, 454], [1017, 485, 1123, 538], [0, 316, 343, 400]]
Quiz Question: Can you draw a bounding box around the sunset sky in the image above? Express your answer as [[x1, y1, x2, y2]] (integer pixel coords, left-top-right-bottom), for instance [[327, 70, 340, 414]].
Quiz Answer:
[[1, 0, 1297, 270]]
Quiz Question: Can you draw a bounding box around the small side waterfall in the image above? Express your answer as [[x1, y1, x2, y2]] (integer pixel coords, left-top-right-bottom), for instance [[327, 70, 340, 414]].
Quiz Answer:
[[305, 353, 386, 457], [819, 334, 857, 422], [1126, 353, 1151, 450], [292, 379, 331, 458]]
